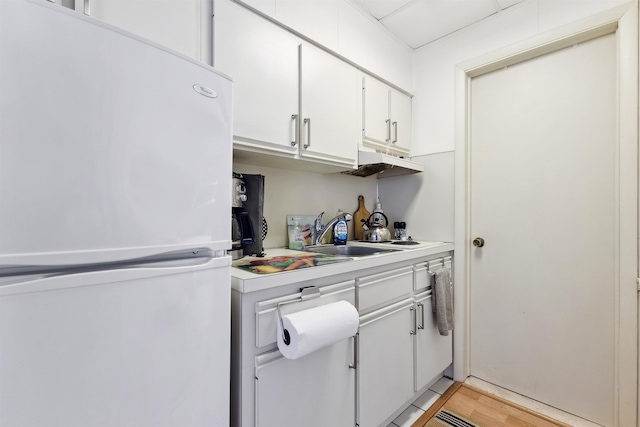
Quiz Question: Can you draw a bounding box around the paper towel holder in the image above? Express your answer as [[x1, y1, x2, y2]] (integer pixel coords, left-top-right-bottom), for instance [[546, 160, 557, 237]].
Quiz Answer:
[[277, 287, 321, 345]]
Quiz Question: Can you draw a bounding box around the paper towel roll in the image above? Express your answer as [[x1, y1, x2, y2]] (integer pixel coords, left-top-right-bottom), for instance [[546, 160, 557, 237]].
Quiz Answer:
[[277, 300, 359, 360]]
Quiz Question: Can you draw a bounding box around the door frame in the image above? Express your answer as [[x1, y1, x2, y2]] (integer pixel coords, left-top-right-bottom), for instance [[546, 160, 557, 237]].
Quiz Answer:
[[453, 2, 638, 425]]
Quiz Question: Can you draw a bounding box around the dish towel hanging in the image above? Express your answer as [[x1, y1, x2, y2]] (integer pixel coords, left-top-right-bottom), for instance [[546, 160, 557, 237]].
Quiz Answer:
[[431, 267, 454, 336]]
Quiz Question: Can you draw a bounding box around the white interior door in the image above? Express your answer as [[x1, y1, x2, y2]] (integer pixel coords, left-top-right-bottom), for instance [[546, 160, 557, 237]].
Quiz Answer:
[[467, 33, 629, 427]]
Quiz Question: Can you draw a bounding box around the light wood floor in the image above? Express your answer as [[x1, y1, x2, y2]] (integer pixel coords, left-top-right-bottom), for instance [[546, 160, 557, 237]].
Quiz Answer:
[[412, 382, 574, 427]]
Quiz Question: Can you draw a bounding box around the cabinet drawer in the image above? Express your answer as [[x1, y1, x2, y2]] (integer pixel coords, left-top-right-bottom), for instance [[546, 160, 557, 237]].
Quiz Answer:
[[357, 266, 413, 314], [413, 262, 430, 292], [414, 255, 453, 292], [254, 280, 356, 349]]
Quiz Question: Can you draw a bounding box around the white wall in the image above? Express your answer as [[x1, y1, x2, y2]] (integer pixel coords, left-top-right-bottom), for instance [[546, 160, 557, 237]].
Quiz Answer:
[[411, 0, 632, 156], [233, 162, 378, 249], [378, 151, 454, 242], [385, 0, 632, 243]]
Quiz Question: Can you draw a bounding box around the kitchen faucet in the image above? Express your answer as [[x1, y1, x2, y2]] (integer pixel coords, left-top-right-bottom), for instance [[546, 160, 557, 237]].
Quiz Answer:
[[314, 211, 352, 245]]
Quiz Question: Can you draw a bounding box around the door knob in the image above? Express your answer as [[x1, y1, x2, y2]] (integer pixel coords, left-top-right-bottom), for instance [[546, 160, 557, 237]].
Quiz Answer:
[[472, 237, 485, 247]]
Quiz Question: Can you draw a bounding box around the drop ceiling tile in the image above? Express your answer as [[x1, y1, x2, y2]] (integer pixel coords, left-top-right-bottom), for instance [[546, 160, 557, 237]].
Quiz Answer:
[[352, 0, 413, 20], [381, 0, 500, 48], [496, 0, 524, 9]]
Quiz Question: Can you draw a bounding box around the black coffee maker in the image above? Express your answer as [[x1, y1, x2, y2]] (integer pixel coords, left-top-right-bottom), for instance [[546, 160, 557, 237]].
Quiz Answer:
[[230, 173, 254, 260], [241, 174, 265, 257], [230, 173, 265, 259]]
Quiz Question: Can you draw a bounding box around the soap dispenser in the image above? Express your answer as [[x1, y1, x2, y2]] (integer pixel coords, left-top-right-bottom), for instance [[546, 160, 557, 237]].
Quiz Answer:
[[288, 218, 304, 250], [333, 209, 348, 246]]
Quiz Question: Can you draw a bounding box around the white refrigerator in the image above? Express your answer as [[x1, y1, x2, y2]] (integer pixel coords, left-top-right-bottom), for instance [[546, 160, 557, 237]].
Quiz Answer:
[[0, 1, 232, 426]]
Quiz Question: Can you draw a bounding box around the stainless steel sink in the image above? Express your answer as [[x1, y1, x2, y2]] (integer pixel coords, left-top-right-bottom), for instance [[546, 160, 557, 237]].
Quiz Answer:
[[303, 245, 400, 257]]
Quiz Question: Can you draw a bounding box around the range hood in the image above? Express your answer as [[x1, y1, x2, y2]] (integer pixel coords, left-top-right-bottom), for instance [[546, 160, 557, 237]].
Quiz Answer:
[[342, 151, 424, 178]]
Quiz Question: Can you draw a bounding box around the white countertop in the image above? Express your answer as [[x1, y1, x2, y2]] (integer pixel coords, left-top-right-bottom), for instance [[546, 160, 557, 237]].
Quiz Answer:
[[231, 240, 453, 293]]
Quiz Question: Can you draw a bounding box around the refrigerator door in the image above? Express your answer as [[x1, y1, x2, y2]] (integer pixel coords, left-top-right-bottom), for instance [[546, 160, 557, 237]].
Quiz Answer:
[[0, 0, 232, 266], [0, 256, 230, 427]]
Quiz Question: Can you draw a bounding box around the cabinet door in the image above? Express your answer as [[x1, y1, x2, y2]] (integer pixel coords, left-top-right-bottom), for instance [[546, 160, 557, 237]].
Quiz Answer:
[[389, 89, 412, 155], [275, 0, 339, 50], [358, 299, 415, 427], [300, 44, 359, 168], [414, 293, 452, 392], [255, 343, 356, 427], [215, 0, 299, 157], [362, 76, 391, 151], [85, 0, 203, 60]]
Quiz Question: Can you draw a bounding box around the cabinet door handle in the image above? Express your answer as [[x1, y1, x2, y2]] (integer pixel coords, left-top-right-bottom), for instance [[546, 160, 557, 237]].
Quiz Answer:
[[303, 118, 311, 149], [392, 121, 398, 144], [417, 302, 425, 330], [410, 306, 416, 335], [291, 114, 299, 146], [385, 119, 391, 142], [349, 334, 358, 369], [83, 0, 90, 15]]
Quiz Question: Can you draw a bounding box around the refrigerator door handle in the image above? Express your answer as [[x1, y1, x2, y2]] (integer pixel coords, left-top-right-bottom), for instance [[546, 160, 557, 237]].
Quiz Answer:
[[0, 255, 230, 295]]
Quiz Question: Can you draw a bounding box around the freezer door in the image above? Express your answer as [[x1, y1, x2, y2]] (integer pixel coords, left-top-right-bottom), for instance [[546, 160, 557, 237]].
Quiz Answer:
[[0, 256, 230, 427], [0, 0, 232, 266]]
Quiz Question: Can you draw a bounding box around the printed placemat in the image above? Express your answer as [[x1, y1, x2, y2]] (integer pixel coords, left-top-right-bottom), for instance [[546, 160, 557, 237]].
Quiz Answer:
[[233, 253, 350, 274]]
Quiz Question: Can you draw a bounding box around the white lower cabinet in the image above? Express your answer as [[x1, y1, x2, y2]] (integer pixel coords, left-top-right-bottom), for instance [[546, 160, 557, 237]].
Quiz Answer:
[[231, 251, 454, 427], [232, 280, 357, 427], [255, 341, 356, 427], [358, 299, 415, 427], [414, 291, 453, 392]]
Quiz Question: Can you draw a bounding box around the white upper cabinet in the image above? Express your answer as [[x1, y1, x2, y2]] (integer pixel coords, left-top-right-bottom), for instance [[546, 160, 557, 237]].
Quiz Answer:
[[362, 76, 391, 150], [299, 44, 360, 168], [363, 76, 412, 156], [81, 0, 207, 62], [214, 0, 299, 157], [215, 0, 359, 170], [390, 88, 412, 154], [275, 0, 339, 50]]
